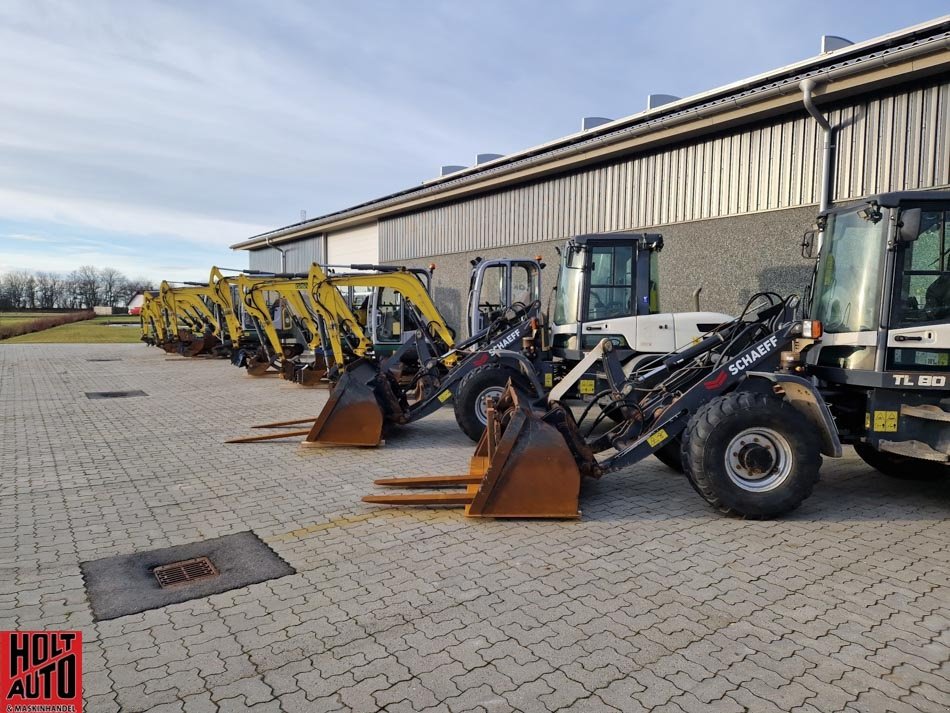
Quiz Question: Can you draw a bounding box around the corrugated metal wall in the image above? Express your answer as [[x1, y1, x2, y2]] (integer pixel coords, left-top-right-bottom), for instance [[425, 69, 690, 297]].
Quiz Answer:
[[381, 77, 950, 261], [248, 236, 325, 273]]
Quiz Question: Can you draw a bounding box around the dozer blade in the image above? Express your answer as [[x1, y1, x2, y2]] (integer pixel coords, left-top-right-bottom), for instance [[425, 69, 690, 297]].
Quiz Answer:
[[363, 387, 582, 518], [302, 361, 384, 447]]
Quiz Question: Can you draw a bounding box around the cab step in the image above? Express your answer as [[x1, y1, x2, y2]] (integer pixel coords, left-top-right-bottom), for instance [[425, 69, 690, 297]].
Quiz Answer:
[[879, 439, 949, 463]]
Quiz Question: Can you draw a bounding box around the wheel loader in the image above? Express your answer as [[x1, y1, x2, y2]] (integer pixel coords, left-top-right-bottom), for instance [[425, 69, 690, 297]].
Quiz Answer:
[[230, 232, 730, 448], [363, 191, 949, 519]]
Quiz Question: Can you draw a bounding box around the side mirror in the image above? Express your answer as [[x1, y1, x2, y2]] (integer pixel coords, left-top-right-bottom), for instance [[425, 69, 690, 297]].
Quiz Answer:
[[801, 227, 820, 259], [898, 208, 921, 242]]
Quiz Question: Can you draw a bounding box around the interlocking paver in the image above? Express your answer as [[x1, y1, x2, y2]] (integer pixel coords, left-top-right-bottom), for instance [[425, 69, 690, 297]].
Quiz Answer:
[[1, 344, 947, 712]]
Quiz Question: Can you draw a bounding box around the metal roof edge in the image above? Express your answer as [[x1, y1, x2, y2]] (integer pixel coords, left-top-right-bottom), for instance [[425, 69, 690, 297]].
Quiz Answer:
[[232, 16, 950, 251]]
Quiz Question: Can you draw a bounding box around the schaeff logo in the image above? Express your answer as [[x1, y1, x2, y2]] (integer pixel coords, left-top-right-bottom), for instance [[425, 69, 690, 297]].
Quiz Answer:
[[2, 631, 82, 711], [727, 335, 780, 376]]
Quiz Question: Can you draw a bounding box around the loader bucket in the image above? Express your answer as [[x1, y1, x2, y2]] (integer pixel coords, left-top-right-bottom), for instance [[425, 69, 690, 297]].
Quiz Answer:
[[302, 361, 385, 446], [364, 386, 582, 518]]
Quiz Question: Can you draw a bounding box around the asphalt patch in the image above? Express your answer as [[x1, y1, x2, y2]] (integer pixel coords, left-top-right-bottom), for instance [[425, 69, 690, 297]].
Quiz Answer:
[[80, 531, 296, 621]]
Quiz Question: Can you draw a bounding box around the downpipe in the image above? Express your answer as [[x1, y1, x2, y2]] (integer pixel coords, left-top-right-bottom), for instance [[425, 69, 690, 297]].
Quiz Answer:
[[265, 235, 288, 273], [799, 78, 835, 215]]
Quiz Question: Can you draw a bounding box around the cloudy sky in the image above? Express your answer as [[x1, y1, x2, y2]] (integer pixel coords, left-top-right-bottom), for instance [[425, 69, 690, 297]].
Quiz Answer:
[[0, 1, 946, 282]]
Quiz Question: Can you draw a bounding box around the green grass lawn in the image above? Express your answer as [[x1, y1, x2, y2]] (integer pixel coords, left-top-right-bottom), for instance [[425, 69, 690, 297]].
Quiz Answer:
[[3, 315, 143, 344]]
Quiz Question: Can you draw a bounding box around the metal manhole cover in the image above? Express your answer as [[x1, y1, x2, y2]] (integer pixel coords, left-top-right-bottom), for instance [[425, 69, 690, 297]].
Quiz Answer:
[[85, 390, 147, 399], [153, 557, 219, 588]]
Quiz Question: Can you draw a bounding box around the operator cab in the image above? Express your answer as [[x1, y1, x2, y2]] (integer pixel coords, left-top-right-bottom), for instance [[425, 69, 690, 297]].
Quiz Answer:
[[466, 258, 543, 336], [805, 190, 950, 468], [807, 190, 950, 375], [367, 267, 434, 355]]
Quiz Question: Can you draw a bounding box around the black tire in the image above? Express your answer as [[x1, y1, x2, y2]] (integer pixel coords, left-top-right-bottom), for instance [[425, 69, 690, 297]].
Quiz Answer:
[[454, 363, 531, 442], [853, 443, 946, 481], [654, 437, 684, 473], [681, 391, 821, 518]]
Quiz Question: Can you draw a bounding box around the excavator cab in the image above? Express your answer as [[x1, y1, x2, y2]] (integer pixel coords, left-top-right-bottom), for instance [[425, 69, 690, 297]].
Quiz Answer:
[[806, 191, 950, 473], [365, 267, 434, 356]]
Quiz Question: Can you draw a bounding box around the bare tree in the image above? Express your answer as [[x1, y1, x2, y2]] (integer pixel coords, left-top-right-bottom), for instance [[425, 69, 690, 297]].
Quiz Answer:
[[34, 272, 64, 308], [1, 272, 32, 308], [1, 267, 156, 310], [72, 266, 101, 308], [98, 267, 124, 307], [123, 277, 156, 304]]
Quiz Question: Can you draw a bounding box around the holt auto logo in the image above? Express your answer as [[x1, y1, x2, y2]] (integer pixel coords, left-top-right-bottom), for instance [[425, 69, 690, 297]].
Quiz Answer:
[[1, 631, 82, 713]]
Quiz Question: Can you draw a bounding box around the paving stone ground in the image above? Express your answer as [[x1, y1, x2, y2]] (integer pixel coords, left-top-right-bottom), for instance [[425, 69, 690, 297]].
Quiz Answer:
[[1, 343, 948, 713]]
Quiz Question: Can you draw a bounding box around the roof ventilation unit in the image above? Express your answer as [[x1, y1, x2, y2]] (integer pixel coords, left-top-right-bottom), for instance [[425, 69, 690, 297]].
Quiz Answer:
[[581, 116, 612, 131], [646, 94, 680, 110], [476, 153, 503, 165], [440, 165, 466, 177], [821, 35, 853, 53]]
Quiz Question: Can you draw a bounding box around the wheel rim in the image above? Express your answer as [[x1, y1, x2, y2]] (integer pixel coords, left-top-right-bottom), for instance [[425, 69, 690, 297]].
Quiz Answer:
[[475, 386, 507, 425], [724, 427, 793, 492]]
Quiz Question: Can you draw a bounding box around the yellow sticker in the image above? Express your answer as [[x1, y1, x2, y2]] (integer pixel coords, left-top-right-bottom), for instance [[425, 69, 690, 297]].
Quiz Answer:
[[437, 390, 452, 403], [392, 322, 401, 335], [544, 372, 553, 388], [873, 410, 898, 433], [579, 379, 595, 395], [648, 429, 668, 448]]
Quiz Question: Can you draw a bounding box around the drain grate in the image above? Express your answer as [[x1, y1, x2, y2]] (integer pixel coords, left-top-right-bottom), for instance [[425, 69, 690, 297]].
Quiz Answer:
[[85, 390, 147, 399], [87, 358, 121, 362], [153, 557, 219, 588]]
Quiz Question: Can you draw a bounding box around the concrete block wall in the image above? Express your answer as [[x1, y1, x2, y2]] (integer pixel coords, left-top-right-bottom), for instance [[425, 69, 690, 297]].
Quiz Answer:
[[384, 204, 820, 338]]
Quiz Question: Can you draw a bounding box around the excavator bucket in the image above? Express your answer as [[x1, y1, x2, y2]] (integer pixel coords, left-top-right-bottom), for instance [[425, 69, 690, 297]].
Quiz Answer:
[[363, 386, 582, 518], [301, 361, 385, 446], [245, 354, 272, 376], [181, 333, 220, 357], [281, 355, 329, 387]]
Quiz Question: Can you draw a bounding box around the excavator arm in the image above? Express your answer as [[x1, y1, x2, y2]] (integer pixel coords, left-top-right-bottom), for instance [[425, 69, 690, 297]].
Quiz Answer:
[[309, 264, 455, 354]]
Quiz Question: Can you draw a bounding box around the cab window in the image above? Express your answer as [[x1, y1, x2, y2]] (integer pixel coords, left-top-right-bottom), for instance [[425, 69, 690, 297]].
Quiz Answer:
[[896, 210, 950, 325]]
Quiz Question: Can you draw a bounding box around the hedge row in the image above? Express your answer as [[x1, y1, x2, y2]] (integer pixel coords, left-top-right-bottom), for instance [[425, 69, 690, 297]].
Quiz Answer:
[[0, 311, 96, 340]]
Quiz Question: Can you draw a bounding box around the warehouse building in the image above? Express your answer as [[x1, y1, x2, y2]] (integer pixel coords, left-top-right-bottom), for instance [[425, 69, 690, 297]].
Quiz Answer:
[[232, 17, 950, 335]]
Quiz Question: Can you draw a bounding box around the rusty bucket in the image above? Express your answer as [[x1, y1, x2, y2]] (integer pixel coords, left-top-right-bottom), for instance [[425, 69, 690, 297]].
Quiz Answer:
[[227, 360, 384, 446], [363, 386, 582, 518], [301, 361, 385, 446]]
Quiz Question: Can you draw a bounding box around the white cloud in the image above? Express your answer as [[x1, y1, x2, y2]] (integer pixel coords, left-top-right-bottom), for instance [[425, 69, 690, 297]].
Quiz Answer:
[[0, 188, 269, 247]]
